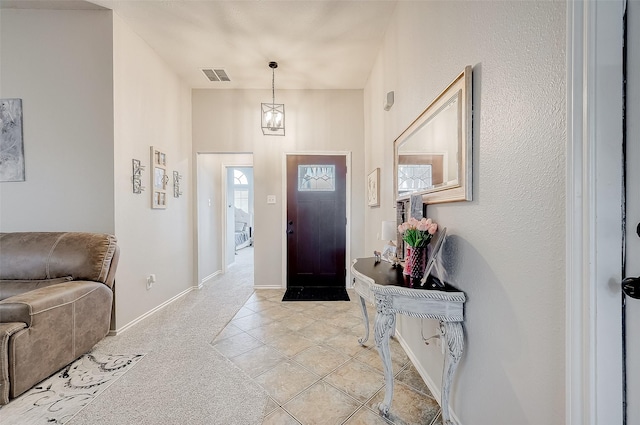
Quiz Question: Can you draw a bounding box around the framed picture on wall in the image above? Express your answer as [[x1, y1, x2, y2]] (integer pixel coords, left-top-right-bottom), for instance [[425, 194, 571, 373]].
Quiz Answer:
[[0, 98, 25, 182], [150, 146, 168, 209], [367, 168, 380, 207]]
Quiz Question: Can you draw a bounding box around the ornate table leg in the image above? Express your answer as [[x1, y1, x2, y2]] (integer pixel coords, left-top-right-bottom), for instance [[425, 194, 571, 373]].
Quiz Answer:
[[374, 293, 396, 417], [357, 295, 369, 345], [439, 321, 464, 425]]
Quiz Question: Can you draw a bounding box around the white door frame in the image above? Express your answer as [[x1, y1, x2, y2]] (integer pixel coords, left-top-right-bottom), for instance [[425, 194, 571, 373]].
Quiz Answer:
[[281, 151, 352, 289], [566, 1, 624, 424]]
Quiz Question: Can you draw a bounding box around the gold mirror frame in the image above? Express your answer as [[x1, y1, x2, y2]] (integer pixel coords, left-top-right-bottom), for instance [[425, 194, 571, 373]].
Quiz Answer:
[[394, 66, 472, 204]]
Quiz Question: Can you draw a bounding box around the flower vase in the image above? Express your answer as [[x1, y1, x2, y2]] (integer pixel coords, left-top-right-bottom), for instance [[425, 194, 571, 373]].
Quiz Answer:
[[408, 246, 427, 281], [403, 246, 412, 275]]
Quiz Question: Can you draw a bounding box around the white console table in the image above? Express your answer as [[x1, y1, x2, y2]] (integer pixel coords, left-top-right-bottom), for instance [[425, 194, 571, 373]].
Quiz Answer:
[[351, 257, 466, 425]]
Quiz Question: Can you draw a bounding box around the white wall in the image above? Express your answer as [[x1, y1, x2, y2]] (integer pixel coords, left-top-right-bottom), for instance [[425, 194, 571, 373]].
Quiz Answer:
[[627, 3, 640, 423], [0, 9, 114, 232], [364, 2, 566, 424], [0, 9, 194, 333], [0, 8, 194, 332], [193, 89, 365, 288], [226, 167, 235, 266], [196, 153, 219, 282], [112, 14, 194, 330]]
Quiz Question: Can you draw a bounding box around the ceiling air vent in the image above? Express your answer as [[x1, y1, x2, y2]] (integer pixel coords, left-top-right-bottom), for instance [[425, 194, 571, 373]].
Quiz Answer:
[[202, 68, 231, 82]]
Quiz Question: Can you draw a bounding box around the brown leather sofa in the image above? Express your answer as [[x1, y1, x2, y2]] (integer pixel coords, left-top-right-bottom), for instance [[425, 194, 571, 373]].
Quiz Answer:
[[0, 232, 119, 404]]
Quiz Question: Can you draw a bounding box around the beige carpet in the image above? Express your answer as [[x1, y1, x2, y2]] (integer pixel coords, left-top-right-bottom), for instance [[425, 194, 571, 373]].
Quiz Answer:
[[69, 248, 267, 425], [0, 353, 145, 425]]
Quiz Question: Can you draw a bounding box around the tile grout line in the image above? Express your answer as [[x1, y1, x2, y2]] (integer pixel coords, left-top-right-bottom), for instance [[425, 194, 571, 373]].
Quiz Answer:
[[218, 289, 441, 425]]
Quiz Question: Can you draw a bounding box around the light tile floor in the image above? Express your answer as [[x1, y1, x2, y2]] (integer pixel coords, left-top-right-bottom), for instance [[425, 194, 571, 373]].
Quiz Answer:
[[211, 287, 443, 425]]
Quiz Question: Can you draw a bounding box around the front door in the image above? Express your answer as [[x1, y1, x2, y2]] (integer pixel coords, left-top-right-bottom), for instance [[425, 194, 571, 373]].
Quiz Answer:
[[286, 155, 346, 288], [625, 2, 640, 422]]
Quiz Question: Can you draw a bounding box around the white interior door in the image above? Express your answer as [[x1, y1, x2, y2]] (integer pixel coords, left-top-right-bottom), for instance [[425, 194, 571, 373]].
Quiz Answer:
[[625, 1, 640, 423]]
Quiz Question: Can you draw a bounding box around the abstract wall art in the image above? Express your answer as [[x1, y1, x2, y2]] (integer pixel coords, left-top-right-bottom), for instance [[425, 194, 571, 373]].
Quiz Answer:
[[0, 98, 25, 182], [367, 168, 380, 207]]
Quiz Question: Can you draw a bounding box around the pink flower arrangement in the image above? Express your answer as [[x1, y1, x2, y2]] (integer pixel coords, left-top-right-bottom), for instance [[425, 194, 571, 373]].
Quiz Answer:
[[397, 217, 438, 248]]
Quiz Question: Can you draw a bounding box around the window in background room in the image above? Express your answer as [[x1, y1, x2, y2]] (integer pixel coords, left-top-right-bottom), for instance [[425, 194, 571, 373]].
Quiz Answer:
[[234, 170, 249, 212]]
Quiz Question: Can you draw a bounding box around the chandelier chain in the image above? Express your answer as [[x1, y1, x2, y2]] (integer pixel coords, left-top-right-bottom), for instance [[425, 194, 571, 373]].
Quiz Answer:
[[272, 68, 275, 106]]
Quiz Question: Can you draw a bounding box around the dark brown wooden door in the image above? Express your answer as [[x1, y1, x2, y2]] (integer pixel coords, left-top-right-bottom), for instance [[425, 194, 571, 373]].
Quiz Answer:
[[286, 155, 346, 288]]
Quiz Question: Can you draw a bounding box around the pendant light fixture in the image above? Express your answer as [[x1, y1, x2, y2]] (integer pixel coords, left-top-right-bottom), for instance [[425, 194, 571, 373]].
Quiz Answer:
[[261, 61, 285, 136]]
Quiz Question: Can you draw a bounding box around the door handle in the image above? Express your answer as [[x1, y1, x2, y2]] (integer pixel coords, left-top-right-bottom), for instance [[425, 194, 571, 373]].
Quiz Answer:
[[286, 220, 294, 234], [622, 276, 640, 300]]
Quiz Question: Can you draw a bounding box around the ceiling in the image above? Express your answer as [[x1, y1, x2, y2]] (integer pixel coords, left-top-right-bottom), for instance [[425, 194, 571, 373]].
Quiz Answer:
[[1, 0, 399, 90]]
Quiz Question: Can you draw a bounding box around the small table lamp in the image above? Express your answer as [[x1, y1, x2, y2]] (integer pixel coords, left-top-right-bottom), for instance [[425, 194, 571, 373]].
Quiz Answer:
[[381, 220, 398, 264]]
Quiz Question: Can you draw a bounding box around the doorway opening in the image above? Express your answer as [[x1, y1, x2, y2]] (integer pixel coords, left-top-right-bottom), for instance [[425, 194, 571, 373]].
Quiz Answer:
[[226, 166, 254, 270], [196, 153, 253, 287]]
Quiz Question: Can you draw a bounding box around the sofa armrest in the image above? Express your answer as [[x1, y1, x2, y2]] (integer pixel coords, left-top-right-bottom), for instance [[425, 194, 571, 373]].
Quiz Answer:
[[0, 322, 27, 405], [0, 281, 107, 326], [1, 280, 113, 399]]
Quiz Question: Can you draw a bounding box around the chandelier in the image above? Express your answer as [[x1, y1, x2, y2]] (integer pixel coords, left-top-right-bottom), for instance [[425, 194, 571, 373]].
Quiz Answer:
[[261, 61, 285, 136]]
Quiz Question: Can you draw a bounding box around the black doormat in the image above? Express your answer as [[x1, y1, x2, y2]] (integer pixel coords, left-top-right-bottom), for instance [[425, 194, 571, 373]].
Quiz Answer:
[[282, 286, 350, 302]]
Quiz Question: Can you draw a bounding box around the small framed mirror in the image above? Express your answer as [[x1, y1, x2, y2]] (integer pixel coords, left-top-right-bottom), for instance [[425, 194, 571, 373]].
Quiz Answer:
[[394, 66, 472, 204]]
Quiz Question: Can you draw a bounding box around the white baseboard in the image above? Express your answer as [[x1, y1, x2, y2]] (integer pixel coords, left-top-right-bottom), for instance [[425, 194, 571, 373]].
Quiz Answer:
[[254, 285, 355, 290], [108, 286, 195, 336], [395, 331, 462, 425], [254, 285, 284, 290], [199, 270, 222, 288]]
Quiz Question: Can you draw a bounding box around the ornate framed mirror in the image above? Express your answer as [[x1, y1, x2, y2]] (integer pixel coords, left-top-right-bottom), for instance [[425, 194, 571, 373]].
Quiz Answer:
[[394, 66, 472, 204]]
